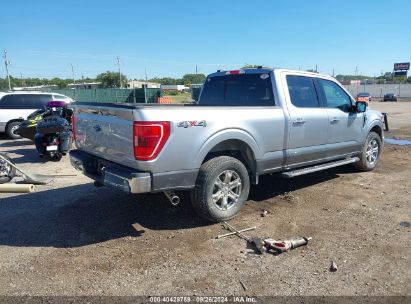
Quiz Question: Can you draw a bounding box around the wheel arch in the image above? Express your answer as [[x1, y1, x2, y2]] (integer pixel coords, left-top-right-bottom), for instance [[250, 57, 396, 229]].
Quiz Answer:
[[6, 119, 24, 129], [196, 130, 261, 183], [369, 123, 383, 141]]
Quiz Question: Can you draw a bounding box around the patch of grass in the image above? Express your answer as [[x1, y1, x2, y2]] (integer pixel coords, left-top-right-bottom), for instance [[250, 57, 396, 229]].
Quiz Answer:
[[163, 92, 193, 103]]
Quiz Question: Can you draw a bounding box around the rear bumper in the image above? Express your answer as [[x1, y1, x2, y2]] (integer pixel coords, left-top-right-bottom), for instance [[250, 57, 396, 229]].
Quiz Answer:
[[69, 149, 151, 194]]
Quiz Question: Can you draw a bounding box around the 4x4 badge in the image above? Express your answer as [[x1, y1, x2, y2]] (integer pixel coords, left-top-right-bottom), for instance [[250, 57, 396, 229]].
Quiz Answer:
[[177, 120, 207, 128]]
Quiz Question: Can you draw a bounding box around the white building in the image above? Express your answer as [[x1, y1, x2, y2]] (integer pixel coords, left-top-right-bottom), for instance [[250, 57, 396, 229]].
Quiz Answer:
[[127, 80, 161, 89], [161, 84, 189, 92], [68, 82, 101, 89]]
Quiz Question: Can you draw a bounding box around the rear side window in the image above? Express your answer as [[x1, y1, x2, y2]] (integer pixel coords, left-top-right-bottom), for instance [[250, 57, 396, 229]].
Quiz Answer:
[[199, 73, 275, 106], [286, 75, 319, 108], [0, 94, 52, 109]]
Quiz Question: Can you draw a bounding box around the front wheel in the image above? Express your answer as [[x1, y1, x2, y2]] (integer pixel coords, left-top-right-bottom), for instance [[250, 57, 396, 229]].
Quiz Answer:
[[353, 131, 382, 171], [190, 156, 250, 222]]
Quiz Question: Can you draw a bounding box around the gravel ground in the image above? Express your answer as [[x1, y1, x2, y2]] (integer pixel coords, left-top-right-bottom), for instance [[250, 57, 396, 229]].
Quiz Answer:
[[0, 101, 410, 297]]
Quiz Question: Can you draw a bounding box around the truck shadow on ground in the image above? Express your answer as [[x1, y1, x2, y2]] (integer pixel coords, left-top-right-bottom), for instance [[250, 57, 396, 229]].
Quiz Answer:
[[0, 165, 359, 249], [0, 183, 209, 248], [248, 166, 355, 201]]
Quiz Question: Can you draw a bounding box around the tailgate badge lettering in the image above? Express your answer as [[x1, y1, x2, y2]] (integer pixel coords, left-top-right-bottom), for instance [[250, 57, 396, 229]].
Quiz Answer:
[[177, 120, 207, 128]]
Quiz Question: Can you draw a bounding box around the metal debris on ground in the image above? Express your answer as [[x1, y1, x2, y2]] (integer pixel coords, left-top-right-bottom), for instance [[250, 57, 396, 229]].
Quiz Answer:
[[222, 221, 252, 242], [216, 226, 256, 239], [261, 209, 268, 217], [280, 191, 296, 201], [330, 260, 338, 272], [263, 236, 312, 254], [217, 222, 312, 255], [239, 281, 247, 291]]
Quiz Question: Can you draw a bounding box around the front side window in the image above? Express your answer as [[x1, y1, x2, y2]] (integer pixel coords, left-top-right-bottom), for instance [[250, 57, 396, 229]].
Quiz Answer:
[[286, 75, 319, 108], [318, 79, 352, 112], [199, 73, 275, 106]]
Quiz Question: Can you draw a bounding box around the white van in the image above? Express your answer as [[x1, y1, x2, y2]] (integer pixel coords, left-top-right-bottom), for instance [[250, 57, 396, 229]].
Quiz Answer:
[[0, 91, 73, 139]]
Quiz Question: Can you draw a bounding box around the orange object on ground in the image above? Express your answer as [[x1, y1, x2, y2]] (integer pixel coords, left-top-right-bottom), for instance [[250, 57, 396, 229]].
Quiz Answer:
[[157, 97, 172, 104]]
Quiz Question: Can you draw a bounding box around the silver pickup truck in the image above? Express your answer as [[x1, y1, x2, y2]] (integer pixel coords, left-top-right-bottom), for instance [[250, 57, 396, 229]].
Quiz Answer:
[[70, 68, 384, 222]]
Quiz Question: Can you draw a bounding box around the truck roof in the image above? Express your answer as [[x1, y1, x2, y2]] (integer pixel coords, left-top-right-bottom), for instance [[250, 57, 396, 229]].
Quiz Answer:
[[207, 68, 335, 80]]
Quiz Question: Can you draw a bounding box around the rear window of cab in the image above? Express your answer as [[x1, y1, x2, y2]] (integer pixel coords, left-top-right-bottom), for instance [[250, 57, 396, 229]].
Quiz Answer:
[[199, 73, 275, 106]]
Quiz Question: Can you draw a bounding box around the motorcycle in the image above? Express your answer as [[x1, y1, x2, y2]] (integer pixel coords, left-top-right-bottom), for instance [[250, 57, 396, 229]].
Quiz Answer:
[[34, 101, 73, 161], [14, 109, 47, 140]]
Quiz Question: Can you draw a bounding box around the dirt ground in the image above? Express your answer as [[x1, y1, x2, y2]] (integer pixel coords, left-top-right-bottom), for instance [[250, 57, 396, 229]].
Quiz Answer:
[[0, 101, 410, 297]]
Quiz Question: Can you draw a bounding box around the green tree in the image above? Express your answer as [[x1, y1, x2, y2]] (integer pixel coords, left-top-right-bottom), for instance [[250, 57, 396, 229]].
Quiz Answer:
[[150, 77, 181, 85], [241, 64, 262, 69], [181, 73, 206, 85], [407, 76, 411, 83], [96, 71, 127, 88]]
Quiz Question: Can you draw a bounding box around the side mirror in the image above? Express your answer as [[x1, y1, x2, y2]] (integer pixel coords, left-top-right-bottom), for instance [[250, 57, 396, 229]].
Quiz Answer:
[[356, 101, 367, 113]]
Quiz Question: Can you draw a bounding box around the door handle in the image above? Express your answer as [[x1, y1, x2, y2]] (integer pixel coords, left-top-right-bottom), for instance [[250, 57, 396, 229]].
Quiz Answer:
[[292, 118, 306, 125], [330, 117, 340, 123]]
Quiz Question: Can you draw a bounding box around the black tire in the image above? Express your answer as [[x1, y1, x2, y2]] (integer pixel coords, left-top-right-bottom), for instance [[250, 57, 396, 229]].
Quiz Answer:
[[190, 156, 250, 222], [0, 153, 16, 184], [50, 152, 63, 162], [353, 132, 382, 172], [6, 121, 22, 139]]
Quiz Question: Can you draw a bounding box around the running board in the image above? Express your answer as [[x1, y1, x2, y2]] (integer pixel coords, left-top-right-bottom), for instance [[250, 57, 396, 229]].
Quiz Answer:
[[282, 157, 360, 178]]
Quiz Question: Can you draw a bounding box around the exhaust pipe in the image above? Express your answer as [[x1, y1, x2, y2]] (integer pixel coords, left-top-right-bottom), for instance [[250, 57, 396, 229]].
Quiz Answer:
[[164, 191, 180, 206]]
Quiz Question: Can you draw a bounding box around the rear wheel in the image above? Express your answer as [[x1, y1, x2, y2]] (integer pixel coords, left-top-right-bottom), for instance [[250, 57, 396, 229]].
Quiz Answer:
[[6, 121, 22, 139], [190, 156, 250, 222], [353, 132, 382, 171], [0, 153, 16, 184]]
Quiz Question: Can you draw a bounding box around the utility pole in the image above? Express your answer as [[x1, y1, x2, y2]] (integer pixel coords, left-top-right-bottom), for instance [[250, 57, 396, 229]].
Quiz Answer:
[[116, 57, 122, 88], [315, 64, 318, 73], [195, 65, 198, 75], [332, 68, 335, 77], [20, 73, 24, 87], [71, 64, 75, 86], [144, 68, 148, 103], [3, 50, 11, 90], [355, 66, 358, 77]]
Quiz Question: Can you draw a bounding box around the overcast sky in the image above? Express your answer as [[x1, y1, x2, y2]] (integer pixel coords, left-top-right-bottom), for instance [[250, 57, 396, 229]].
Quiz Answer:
[[1, 0, 410, 79]]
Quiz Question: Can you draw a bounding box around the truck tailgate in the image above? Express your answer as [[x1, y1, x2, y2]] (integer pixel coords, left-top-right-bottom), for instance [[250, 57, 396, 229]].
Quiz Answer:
[[73, 104, 138, 169]]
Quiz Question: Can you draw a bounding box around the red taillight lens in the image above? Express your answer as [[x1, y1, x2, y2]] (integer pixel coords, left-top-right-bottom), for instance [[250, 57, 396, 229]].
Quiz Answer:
[[226, 70, 245, 75], [71, 114, 76, 141], [133, 121, 170, 161]]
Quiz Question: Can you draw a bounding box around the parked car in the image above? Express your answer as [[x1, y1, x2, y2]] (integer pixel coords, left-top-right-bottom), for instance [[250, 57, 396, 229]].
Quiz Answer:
[[70, 68, 385, 222], [356, 92, 372, 103], [383, 93, 398, 102], [0, 91, 73, 139]]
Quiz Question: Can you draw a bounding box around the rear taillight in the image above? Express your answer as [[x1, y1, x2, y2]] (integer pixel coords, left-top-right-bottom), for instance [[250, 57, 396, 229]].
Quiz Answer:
[[71, 114, 76, 141], [133, 121, 170, 161], [226, 70, 245, 75]]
